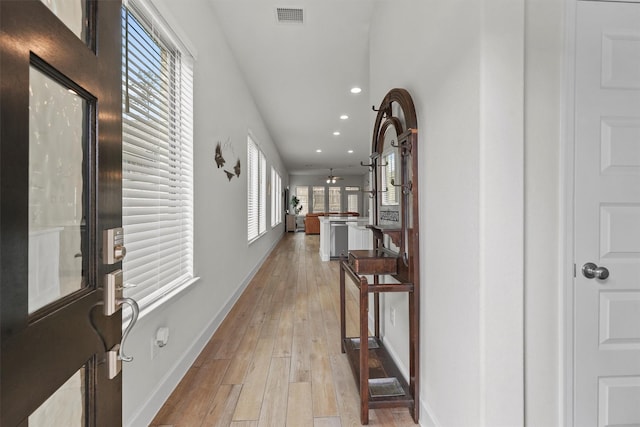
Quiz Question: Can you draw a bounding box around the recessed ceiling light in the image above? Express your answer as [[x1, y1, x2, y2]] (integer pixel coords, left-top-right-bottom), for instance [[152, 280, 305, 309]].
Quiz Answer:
[[340, 114, 349, 120], [316, 149, 322, 153], [350, 87, 362, 94], [333, 131, 340, 136], [348, 150, 354, 153]]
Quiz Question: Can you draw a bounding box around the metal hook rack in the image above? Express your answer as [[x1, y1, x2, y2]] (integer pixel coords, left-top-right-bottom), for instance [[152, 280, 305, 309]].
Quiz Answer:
[[360, 161, 374, 170], [363, 189, 376, 199], [372, 105, 389, 118], [390, 139, 412, 156], [389, 179, 413, 194]]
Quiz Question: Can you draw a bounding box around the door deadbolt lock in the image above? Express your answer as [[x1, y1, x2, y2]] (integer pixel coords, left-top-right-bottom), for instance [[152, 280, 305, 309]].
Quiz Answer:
[[104, 227, 126, 264], [582, 262, 610, 280]]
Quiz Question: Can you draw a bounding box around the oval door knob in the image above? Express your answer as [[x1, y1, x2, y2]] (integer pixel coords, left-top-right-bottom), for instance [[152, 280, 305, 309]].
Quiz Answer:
[[582, 262, 610, 280]]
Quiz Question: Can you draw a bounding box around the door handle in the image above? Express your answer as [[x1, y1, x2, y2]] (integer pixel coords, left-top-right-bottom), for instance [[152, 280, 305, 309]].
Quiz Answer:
[[116, 297, 139, 362], [582, 262, 610, 280], [103, 296, 138, 379], [102, 269, 139, 379]]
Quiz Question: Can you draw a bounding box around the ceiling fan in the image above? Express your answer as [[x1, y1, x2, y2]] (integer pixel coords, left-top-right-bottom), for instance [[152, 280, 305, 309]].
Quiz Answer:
[[322, 168, 343, 184]]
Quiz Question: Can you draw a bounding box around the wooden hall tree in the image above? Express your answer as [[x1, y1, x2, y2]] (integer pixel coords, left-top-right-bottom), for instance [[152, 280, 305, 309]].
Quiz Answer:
[[339, 88, 420, 424]]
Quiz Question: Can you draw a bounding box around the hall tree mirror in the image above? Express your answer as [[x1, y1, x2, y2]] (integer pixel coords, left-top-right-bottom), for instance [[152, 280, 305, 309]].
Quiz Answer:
[[339, 88, 420, 424], [377, 116, 402, 254]]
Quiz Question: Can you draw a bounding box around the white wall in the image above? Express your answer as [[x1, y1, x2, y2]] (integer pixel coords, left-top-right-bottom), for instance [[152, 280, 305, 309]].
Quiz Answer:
[[524, 0, 564, 425], [369, 1, 564, 426], [370, 3, 483, 425], [119, 0, 566, 425], [122, 1, 287, 425]]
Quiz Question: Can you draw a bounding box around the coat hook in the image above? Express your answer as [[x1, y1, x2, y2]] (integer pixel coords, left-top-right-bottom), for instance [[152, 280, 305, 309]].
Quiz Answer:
[[391, 139, 412, 156], [360, 161, 374, 170], [390, 179, 413, 194], [361, 189, 375, 199]]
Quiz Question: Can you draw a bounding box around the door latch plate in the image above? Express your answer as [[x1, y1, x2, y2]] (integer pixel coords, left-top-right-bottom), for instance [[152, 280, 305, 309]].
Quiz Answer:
[[107, 344, 122, 379]]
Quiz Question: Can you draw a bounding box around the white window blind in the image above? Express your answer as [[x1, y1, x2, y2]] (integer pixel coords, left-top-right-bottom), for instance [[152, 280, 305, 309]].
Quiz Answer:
[[346, 186, 360, 213], [312, 186, 325, 212], [295, 186, 308, 216], [248, 136, 266, 241], [328, 187, 341, 212], [347, 193, 359, 213], [382, 151, 398, 206], [121, 3, 194, 304], [271, 167, 282, 227]]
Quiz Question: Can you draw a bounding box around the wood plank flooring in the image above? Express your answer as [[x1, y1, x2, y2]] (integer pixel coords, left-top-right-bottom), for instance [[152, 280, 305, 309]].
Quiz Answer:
[[150, 233, 417, 427]]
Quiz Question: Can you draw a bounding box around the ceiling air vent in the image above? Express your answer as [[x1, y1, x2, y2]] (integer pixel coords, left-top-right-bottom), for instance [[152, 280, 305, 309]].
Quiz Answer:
[[276, 7, 304, 24]]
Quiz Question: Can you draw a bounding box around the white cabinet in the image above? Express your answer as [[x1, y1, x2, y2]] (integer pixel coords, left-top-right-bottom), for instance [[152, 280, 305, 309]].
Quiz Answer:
[[286, 214, 296, 232], [348, 223, 373, 251], [319, 218, 371, 261]]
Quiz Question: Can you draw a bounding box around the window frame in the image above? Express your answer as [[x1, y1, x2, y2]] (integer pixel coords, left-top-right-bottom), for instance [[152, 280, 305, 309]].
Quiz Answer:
[[271, 167, 282, 227], [295, 186, 308, 216], [381, 151, 399, 206], [248, 134, 267, 242], [328, 186, 341, 212], [312, 186, 326, 213], [121, 0, 196, 310]]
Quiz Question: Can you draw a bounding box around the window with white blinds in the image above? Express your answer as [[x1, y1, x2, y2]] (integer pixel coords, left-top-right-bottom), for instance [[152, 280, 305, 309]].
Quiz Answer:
[[328, 187, 341, 212], [271, 167, 282, 227], [248, 136, 267, 241], [295, 186, 308, 216], [347, 193, 359, 213], [121, 2, 194, 304], [312, 186, 325, 212], [382, 151, 398, 206]]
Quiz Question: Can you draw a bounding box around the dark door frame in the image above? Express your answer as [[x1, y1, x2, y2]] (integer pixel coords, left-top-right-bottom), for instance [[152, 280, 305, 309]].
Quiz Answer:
[[0, 1, 123, 425]]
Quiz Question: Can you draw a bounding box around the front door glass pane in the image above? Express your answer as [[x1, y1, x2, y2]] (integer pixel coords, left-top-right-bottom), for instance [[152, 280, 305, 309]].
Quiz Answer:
[[29, 66, 88, 313], [29, 366, 86, 426], [39, 0, 88, 42]]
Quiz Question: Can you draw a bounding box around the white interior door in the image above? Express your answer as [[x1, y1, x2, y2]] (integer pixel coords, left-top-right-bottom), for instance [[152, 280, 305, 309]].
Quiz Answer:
[[574, 2, 640, 426]]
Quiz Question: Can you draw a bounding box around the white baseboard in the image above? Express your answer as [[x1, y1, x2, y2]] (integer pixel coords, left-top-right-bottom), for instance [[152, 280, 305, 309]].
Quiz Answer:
[[124, 235, 282, 427], [420, 398, 442, 427], [370, 307, 441, 427]]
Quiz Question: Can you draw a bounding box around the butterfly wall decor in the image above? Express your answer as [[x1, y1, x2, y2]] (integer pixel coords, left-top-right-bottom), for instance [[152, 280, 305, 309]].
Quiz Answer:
[[215, 142, 226, 168], [223, 159, 241, 181], [214, 139, 241, 182]]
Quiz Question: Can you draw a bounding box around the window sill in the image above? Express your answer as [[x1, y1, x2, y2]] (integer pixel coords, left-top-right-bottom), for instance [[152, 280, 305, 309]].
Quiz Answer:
[[122, 276, 201, 324], [248, 231, 267, 245]]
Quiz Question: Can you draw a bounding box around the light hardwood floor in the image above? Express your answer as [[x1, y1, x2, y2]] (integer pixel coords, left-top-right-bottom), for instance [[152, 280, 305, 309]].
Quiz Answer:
[[150, 232, 418, 427]]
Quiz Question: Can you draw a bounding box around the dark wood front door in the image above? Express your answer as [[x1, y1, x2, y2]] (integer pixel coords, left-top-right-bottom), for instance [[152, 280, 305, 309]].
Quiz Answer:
[[1, 1, 122, 425]]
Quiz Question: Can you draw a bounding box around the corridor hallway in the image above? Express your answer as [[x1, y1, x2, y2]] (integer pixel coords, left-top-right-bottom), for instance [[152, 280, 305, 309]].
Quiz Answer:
[[151, 232, 417, 426]]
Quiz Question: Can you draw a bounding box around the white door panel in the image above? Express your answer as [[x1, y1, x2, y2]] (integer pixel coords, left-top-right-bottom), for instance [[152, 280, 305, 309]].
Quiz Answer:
[[575, 2, 640, 426]]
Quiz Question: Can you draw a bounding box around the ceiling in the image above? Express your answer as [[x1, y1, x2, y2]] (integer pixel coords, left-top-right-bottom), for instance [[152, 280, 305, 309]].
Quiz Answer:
[[208, 0, 376, 178]]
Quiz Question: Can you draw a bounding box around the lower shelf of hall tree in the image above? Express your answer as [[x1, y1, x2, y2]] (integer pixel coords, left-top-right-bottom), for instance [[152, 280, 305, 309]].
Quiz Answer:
[[342, 336, 415, 409]]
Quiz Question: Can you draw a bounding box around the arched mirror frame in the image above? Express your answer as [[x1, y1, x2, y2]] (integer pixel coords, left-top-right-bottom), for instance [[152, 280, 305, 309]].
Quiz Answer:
[[371, 88, 419, 283]]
